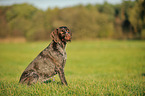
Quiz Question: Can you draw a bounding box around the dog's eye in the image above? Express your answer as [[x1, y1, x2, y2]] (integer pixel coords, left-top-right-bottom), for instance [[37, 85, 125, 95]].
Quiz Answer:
[[66, 30, 70, 33]]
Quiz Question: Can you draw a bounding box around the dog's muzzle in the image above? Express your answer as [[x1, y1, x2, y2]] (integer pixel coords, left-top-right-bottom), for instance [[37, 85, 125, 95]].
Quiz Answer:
[[65, 32, 72, 41]]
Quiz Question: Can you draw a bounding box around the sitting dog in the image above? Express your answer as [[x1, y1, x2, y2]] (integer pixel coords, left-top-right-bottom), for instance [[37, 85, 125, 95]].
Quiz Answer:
[[19, 26, 72, 85]]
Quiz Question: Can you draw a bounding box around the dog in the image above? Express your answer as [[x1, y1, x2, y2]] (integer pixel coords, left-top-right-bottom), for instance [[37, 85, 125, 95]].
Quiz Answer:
[[19, 26, 72, 85]]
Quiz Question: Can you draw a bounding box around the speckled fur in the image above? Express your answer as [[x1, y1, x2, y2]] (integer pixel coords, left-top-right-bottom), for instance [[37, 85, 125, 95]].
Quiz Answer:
[[19, 26, 71, 85]]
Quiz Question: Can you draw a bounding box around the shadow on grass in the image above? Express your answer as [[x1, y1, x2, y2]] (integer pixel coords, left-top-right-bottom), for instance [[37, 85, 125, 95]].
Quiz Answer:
[[43, 80, 62, 85], [141, 73, 145, 76]]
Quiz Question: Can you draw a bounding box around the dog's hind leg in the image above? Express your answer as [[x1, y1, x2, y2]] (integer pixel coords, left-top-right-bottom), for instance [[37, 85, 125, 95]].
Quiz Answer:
[[19, 71, 39, 85]]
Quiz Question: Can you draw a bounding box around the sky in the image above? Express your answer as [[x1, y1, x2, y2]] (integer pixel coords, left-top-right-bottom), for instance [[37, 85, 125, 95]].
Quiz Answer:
[[0, 0, 123, 10]]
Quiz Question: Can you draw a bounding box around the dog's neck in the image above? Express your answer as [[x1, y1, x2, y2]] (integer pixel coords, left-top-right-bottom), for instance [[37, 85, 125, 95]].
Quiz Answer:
[[52, 40, 66, 50]]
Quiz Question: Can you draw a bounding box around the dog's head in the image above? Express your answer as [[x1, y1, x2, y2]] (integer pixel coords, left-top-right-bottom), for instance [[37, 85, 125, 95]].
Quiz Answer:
[[51, 26, 72, 43]]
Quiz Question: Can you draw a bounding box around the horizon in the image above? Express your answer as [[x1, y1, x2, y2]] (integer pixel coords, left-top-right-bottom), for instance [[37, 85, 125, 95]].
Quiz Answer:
[[0, 0, 126, 10]]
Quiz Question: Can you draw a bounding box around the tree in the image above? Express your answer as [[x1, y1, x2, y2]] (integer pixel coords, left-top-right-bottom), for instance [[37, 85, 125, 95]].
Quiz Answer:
[[128, 0, 145, 39]]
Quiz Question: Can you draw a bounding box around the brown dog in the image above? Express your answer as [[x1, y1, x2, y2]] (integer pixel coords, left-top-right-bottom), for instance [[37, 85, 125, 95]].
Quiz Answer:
[[19, 26, 72, 85]]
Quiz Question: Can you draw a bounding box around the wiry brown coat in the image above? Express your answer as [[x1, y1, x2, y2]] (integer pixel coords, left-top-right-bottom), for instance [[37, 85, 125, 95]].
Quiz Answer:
[[19, 26, 71, 85]]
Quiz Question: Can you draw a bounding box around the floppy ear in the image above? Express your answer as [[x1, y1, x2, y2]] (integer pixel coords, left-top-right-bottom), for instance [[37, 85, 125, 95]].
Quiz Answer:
[[50, 29, 60, 43]]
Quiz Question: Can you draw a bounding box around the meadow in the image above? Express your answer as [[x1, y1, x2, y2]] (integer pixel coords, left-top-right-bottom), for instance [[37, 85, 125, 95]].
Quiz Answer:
[[0, 40, 144, 96]]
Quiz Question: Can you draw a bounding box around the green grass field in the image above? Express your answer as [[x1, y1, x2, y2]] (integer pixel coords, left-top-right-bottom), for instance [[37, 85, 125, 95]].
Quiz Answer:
[[0, 40, 144, 96]]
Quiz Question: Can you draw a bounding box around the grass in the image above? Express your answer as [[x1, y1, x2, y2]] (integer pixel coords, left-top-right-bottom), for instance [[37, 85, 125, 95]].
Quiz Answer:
[[0, 40, 144, 96]]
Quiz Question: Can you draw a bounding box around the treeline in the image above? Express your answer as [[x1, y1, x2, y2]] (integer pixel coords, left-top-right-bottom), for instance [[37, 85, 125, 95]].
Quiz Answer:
[[0, 0, 145, 41]]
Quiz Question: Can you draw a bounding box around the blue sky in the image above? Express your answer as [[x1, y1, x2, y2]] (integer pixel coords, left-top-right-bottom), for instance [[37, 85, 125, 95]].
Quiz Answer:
[[0, 0, 123, 10]]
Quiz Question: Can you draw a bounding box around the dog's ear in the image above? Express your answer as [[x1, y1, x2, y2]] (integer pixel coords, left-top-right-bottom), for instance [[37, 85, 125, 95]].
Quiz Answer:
[[50, 29, 60, 43]]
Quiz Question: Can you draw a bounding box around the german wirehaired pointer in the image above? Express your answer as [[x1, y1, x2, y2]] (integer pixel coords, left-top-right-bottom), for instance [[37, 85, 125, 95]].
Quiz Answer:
[[19, 26, 72, 85]]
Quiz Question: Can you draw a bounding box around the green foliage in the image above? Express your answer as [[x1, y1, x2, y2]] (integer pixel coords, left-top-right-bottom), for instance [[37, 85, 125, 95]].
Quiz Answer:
[[0, 1, 144, 40], [2, 4, 37, 38], [0, 41, 144, 95], [6, 3, 37, 21], [128, 0, 145, 38]]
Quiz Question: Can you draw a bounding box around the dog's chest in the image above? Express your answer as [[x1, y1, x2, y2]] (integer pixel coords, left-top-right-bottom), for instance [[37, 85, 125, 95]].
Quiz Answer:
[[63, 51, 67, 60], [56, 44, 67, 60]]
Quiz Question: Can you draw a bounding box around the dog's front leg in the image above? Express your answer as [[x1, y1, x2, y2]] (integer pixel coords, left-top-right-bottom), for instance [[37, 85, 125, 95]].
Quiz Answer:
[[57, 68, 67, 86]]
